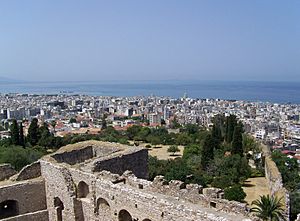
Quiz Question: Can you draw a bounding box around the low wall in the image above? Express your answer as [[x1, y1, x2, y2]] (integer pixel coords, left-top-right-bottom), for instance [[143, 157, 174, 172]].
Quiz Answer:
[[92, 149, 148, 179], [0, 179, 47, 216], [1, 210, 49, 221], [52, 145, 94, 165], [261, 144, 290, 219], [0, 164, 16, 181], [13, 162, 41, 181]]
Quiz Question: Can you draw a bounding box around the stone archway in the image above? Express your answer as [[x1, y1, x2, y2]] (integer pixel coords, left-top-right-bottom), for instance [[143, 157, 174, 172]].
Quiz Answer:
[[95, 198, 111, 220], [142, 219, 151, 221], [77, 181, 89, 198], [54, 197, 64, 221], [118, 209, 132, 221], [0, 200, 19, 219]]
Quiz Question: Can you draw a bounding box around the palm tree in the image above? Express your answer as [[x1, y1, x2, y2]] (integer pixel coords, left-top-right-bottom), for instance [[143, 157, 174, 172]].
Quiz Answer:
[[251, 195, 286, 221]]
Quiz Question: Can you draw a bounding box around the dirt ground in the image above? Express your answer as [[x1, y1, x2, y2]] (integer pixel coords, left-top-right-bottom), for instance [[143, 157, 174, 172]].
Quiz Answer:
[[135, 142, 184, 160], [242, 177, 270, 205]]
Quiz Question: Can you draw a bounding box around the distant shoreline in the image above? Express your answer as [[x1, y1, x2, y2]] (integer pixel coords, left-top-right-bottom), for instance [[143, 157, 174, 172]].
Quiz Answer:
[[0, 81, 299, 104]]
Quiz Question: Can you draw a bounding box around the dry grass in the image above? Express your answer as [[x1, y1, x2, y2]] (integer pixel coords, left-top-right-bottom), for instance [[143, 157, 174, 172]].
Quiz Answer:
[[242, 177, 270, 205], [134, 142, 184, 160]]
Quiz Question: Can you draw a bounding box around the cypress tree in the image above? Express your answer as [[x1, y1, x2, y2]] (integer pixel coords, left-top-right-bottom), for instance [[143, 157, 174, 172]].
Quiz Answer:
[[19, 122, 25, 147], [225, 115, 237, 143], [38, 122, 52, 147], [27, 118, 40, 146], [201, 134, 215, 170], [39, 122, 50, 136], [232, 123, 243, 156], [212, 124, 222, 148], [51, 120, 56, 133], [10, 119, 19, 145], [101, 115, 107, 130]]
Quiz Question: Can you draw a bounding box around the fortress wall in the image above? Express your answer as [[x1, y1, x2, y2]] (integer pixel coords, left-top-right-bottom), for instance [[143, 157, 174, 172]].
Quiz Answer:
[[41, 159, 252, 221], [40, 160, 78, 221], [92, 148, 148, 179], [124, 173, 249, 216], [13, 162, 41, 181], [261, 144, 290, 219], [0, 179, 47, 215], [92, 145, 120, 157], [0, 164, 16, 181], [52, 145, 94, 165], [0, 210, 48, 221]]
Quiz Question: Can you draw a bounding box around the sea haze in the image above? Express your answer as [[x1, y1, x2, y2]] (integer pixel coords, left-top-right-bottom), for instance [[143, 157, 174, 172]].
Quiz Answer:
[[0, 81, 299, 104]]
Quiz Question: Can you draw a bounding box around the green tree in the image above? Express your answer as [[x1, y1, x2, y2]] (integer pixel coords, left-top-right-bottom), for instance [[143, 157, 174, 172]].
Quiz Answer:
[[27, 118, 40, 146], [170, 117, 181, 129], [10, 119, 19, 145], [164, 158, 191, 182], [127, 125, 142, 140], [211, 124, 222, 149], [211, 175, 233, 188], [167, 145, 180, 156], [69, 118, 77, 123], [201, 134, 214, 170], [183, 144, 202, 159], [232, 123, 243, 156], [135, 127, 151, 141], [148, 156, 168, 180], [101, 115, 107, 130], [38, 122, 53, 147], [50, 120, 56, 133], [185, 124, 199, 135], [290, 192, 300, 221], [224, 185, 246, 202], [0, 146, 45, 170], [272, 150, 300, 191], [251, 195, 286, 221], [175, 133, 192, 145], [19, 122, 25, 147], [225, 115, 237, 143]]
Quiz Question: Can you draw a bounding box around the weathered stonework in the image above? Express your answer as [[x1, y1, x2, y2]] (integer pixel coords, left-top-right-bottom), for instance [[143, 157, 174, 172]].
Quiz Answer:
[[0, 164, 16, 181], [261, 144, 290, 219], [0, 141, 258, 221], [11, 162, 41, 181]]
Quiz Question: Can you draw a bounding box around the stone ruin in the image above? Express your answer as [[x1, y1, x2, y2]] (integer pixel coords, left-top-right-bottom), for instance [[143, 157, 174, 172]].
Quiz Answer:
[[0, 140, 257, 221]]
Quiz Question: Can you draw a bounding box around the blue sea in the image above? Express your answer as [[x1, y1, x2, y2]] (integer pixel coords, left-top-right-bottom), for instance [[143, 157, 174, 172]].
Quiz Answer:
[[0, 81, 299, 104]]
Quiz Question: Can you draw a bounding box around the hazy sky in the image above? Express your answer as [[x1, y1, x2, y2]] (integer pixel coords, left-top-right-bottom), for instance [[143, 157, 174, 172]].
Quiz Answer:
[[0, 1, 299, 82]]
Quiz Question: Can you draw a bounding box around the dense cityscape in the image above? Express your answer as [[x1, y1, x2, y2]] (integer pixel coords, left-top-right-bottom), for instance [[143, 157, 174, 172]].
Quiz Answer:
[[0, 93, 299, 158]]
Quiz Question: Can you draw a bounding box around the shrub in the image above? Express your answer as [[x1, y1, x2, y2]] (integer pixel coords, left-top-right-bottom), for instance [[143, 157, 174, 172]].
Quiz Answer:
[[224, 185, 246, 202]]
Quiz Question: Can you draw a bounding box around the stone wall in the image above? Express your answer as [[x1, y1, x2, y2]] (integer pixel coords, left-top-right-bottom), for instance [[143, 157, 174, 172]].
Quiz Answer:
[[0, 164, 16, 181], [0, 141, 262, 221], [11, 162, 41, 181], [0, 210, 48, 221], [0, 179, 47, 217], [261, 144, 290, 219], [52, 145, 94, 165], [92, 149, 148, 179], [40, 160, 254, 221]]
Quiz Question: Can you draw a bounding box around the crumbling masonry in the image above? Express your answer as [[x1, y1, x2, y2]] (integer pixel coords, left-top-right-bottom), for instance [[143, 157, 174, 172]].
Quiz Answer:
[[0, 141, 257, 221]]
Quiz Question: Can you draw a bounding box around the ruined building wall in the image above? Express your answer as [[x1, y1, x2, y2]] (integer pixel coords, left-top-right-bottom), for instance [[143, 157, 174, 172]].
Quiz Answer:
[[0, 179, 48, 220], [12, 162, 41, 181], [0, 141, 258, 221], [52, 145, 94, 165], [40, 160, 253, 221], [0, 164, 16, 181], [0, 210, 49, 221], [92, 149, 148, 179]]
